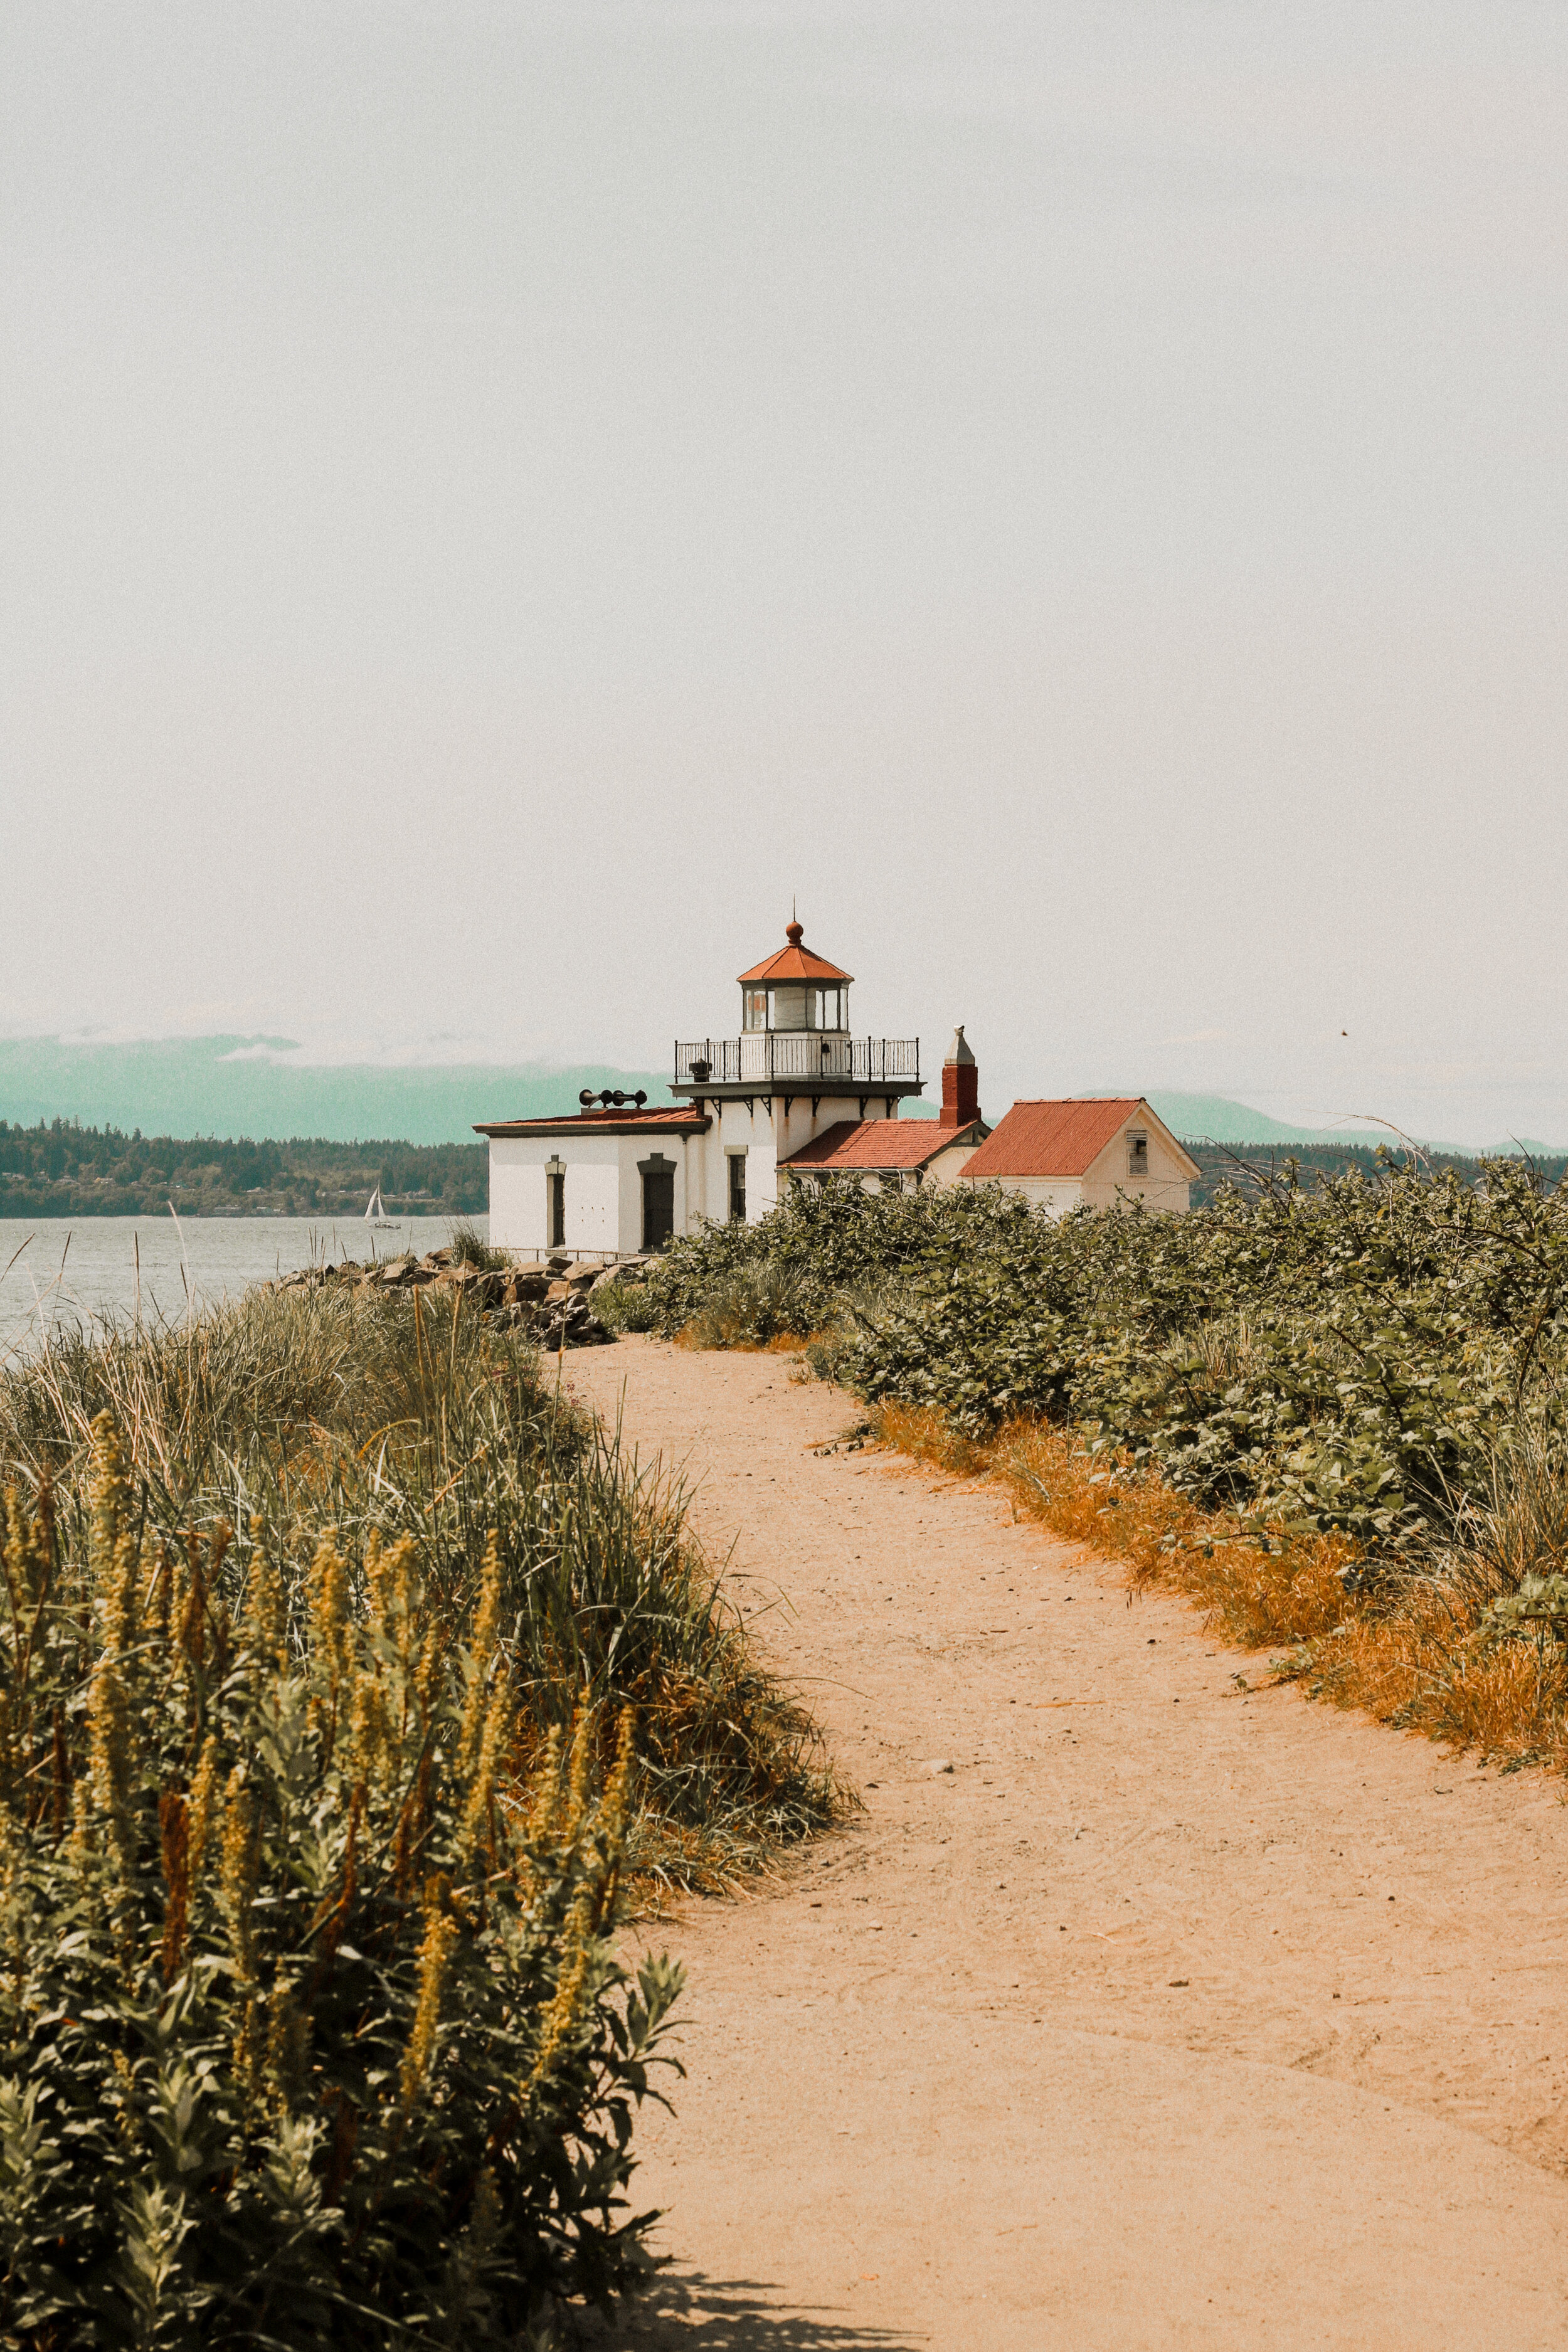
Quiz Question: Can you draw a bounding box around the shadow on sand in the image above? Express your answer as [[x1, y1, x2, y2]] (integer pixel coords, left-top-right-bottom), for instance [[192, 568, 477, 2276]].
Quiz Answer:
[[573, 2269, 928, 2349]]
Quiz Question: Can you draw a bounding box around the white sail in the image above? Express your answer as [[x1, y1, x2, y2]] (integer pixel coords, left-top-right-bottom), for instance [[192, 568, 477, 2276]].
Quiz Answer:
[[365, 1187, 382, 1220]]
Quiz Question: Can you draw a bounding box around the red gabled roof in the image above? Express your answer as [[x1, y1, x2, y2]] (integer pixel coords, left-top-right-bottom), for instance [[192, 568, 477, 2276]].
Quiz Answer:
[[738, 921, 854, 987], [780, 1118, 983, 1173], [474, 1107, 709, 1138], [960, 1099, 1146, 1180]]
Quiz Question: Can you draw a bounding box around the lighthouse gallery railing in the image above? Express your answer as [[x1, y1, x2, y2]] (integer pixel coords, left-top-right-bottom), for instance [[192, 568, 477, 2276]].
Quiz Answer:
[[674, 1036, 921, 1086]]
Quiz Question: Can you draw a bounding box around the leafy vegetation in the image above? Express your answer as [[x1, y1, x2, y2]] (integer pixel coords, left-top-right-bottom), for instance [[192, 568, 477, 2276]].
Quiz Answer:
[[634, 1166, 1568, 1771], [447, 1219, 511, 1273], [0, 1285, 845, 2346], [638, 1167, 1568, 1548], [0, 1121, 486, 1217]]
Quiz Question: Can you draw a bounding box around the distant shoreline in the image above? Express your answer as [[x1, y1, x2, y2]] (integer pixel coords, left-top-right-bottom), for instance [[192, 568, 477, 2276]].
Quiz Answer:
[[0, 1119, 486, 1221], [0, 1205, 476, 1220]]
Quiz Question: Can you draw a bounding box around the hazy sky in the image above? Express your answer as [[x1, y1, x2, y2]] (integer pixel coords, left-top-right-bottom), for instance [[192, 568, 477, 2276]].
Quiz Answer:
[[4, 1, 1565, 1142]]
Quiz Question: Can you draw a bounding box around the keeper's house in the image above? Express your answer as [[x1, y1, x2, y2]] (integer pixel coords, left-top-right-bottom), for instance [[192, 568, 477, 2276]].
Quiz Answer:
[[958, 1098, 1199, 1215], [476, 919, 930, 1256]]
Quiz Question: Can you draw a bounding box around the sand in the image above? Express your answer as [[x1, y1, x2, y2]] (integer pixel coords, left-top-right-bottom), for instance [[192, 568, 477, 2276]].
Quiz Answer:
[[568, 1336, 1568, 2349]]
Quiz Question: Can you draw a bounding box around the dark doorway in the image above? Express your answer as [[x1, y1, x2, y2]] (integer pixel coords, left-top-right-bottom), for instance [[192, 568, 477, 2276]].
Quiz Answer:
[[547, 1171, 565, 1249], [728, 1153, 746, 1223], [640, 1160, 675, 1251]]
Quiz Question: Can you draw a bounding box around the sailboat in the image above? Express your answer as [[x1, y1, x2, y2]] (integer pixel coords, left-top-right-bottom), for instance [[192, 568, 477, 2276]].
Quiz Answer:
[[364, 1185, 397, 1231]]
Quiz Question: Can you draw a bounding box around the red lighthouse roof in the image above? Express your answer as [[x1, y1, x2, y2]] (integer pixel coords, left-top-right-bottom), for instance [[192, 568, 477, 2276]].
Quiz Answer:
[[737, 920, 854, 987]]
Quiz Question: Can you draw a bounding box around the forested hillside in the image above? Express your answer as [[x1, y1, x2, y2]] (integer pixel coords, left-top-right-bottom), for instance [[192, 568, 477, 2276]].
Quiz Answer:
[[0, 1120, 487, 1216]]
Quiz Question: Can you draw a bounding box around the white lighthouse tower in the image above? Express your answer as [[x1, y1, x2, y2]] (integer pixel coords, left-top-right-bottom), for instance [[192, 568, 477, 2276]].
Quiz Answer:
[[476, 917, 931, 1256], [670, 918, 923, 1222]]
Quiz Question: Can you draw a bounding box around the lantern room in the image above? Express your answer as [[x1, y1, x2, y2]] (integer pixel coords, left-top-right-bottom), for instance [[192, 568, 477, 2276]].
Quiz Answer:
[[737, 921, 852, 1034]]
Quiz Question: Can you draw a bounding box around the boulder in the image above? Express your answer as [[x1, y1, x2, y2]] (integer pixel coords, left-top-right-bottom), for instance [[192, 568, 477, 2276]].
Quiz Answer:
[[541, 1305, 615, 1350], [592, 1258, 649, 1291]]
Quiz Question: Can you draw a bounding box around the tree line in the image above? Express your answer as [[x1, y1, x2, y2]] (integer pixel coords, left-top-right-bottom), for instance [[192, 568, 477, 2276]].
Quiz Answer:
[[0, 1120, 487, 1215]]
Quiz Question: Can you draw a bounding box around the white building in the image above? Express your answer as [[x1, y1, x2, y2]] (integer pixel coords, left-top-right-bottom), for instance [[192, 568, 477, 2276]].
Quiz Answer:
[[477, 919, 928, 1256], [958, 1098, 1199, 1214]]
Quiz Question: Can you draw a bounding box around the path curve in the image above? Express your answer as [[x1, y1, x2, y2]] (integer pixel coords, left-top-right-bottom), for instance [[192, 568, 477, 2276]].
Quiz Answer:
[[571, 1337, 1568, 2351]]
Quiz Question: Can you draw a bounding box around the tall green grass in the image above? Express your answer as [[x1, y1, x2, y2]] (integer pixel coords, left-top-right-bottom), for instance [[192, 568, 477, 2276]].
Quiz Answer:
[[0, 1413, 684, 2347], [0, 1285, 847, 1885]]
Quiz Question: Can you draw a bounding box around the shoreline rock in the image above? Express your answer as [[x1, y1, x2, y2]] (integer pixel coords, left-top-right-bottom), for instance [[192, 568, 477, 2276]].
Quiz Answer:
[[267, 1248, 654, 1349]]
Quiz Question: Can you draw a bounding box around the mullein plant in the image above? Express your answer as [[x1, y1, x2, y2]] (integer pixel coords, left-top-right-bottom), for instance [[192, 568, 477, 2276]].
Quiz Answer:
[[0, 1416, 682, 2350]]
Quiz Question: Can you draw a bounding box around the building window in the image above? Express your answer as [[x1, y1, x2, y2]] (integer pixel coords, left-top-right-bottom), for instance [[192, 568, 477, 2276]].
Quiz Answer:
[[728, 1153, 746, 1222], [547, 1168, 565, 1247], [1128, 1133, 1148, 1179], [743, 989, 769, 1032]]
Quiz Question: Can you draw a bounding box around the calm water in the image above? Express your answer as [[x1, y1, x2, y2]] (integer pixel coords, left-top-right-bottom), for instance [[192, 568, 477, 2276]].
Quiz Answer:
[[0, 1216, 482, 1362]]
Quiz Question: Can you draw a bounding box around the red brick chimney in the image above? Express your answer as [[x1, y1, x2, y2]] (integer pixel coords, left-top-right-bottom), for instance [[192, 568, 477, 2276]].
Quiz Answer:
[[940, 1025, 980, 1129]]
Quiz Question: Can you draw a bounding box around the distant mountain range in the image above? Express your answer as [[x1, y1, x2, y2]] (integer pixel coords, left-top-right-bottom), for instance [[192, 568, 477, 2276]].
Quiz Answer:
[[0, 1038, 1555, 1157], [1139, 1091, 1559, 1157], [0, 1037, 671, 1147]]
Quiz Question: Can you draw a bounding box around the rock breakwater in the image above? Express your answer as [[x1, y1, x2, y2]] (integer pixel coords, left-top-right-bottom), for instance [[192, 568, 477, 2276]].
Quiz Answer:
[[269, 1247, 651, 1348]]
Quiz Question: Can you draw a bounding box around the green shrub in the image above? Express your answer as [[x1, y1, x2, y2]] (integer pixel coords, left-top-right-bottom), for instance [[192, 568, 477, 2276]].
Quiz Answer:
[[590, 1280, 659, 1337], [0, 1417, 682, 2349], [644, 1163, 1568, 1554], [676, 1259, 822, 1349]]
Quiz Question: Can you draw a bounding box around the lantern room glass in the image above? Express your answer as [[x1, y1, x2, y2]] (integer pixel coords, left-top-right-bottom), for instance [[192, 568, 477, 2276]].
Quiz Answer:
[[739, 983, 850, 1033]]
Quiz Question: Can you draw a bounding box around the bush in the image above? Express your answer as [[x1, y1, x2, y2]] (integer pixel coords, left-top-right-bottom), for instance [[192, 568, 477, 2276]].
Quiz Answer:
[[590, 1279, 659, 1337], [0, 1416, 682, 2348], [639, 1167, 1568, 1775], [675, 1259, 824, 1350], [644, 1163, 1568, 1553]]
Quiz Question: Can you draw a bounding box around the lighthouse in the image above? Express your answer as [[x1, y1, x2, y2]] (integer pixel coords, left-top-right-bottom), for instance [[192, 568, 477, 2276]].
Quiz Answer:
[[476, 916, 943, 1255], [669, 918, 925, 1221]]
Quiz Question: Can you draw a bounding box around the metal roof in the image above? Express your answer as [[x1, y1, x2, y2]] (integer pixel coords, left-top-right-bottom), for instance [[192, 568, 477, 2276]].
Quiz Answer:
[[474, 1108, 709, 1139], [961, 1098, 1157, 1180], [737, 921, 854, 987], [780, 1117, 983, 1173]]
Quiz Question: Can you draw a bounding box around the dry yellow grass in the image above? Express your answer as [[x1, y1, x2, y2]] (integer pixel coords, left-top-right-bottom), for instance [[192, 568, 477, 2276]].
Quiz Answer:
[[674, 1325, 826, 1357], [877, 1401, 1353, 1647], [873, 1401, 1568, 1777]]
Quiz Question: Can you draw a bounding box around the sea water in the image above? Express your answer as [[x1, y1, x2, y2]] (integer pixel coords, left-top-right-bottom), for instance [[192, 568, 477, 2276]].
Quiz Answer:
[[0, 1215, 482, 1362]]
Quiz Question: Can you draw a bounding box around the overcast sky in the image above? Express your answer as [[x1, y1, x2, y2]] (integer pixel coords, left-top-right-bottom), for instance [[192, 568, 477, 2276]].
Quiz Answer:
[[3, 1, 1565, 1143]]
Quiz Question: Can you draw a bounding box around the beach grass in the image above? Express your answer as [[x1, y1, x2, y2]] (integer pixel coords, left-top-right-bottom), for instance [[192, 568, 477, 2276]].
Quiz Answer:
[[0, 1283, 849, 1891]]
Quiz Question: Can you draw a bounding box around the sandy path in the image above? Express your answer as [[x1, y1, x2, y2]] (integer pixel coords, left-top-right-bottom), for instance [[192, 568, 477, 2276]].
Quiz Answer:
[[569, 1338, 1568, 2349]]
